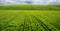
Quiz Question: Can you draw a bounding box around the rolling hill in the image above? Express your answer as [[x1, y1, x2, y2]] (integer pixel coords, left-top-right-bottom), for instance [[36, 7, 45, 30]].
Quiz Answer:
[[0, 5, 60, 11]]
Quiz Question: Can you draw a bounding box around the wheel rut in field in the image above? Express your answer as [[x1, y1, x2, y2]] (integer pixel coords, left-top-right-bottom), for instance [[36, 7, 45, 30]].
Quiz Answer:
[[31, 15, 52, 31], [23, 15, 30, 31], [23, 12, 52, 31]]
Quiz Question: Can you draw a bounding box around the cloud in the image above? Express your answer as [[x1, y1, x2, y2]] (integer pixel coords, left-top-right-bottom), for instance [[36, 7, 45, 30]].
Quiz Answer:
[[32, 0, 57, 4], [49, 0, 60, 4], [5, 0, 15, 3], [0, 0, 60, 5], [18, 0, 57, 4], [0, 0, 15, 3]]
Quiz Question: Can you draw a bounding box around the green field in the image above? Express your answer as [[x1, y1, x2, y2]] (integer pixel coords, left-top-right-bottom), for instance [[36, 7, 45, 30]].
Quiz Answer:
[[0, 5, 60, 31], [0, 10, 60, 31], [0, 5, 60, 10]]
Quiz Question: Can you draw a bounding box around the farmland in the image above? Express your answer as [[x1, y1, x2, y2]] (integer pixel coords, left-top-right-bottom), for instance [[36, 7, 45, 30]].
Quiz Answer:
[[0, 5, 60, 10], [0, 5, 60, 31], [0, 10, 60, 31]]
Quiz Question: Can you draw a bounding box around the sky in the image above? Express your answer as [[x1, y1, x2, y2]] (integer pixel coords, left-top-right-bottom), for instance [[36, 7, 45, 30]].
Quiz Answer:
[[0, 0, 60, 5]]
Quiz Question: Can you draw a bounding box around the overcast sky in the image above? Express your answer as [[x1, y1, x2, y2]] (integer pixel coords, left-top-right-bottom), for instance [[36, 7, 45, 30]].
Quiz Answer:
[[0, 0, 60, 4]]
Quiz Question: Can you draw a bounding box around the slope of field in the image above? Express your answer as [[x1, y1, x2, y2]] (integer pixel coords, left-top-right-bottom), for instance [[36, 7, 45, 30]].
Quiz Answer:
[[0, 10, 60, 31], [0, 5, 60, 10]]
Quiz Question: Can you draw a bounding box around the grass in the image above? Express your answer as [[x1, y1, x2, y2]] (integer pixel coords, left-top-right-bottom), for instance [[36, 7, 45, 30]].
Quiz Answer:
[[0, 10, 60, 31], [0, 5, 60, 11], [0, 5, 60, 31]]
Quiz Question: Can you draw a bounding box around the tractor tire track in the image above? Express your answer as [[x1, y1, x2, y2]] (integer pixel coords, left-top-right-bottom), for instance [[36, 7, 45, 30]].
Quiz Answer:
[[31, 15, 51, 31], [23, 15, 29, 31]]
